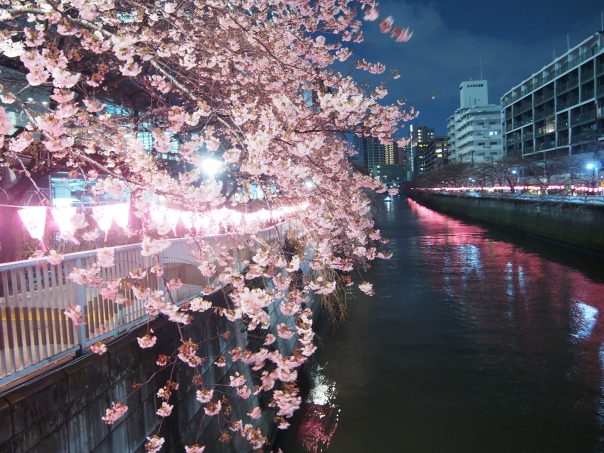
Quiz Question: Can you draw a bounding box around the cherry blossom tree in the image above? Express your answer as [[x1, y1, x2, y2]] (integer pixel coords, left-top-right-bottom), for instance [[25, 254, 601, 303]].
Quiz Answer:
[[0, 0, 414, 450]]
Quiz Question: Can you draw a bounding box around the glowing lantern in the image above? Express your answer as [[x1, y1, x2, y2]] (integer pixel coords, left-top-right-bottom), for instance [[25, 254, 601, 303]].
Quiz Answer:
[[193, 213, 204, 231], [150, 205, 166, 226], [18, 206, 47, 240], [51, 206, 77, 237], [92, 205, 114, 234], [180, 211, 193, 230], [112, 203, 130, 230], [164, 208, 180, 232]]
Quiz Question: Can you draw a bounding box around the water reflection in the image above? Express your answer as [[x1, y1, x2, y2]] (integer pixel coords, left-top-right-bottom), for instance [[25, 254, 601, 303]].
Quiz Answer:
[[279, 198, 604, 452], [407, 198, 604, 451], [295, 364, 339, 452]]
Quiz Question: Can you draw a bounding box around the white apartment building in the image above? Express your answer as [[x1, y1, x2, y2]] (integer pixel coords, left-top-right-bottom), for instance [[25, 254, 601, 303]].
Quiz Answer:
[[447, 80, 504, 164], [502, 31, 604, 160]]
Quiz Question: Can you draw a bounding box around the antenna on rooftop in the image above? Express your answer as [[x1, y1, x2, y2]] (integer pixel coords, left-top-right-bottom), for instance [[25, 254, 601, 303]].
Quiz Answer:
[[566, 34, 570, 52], [601, 10, 603, 30]]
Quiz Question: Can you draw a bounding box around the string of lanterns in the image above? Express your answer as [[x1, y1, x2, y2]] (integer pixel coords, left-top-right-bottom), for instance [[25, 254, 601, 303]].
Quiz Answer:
[[15, 202, 307, 242]]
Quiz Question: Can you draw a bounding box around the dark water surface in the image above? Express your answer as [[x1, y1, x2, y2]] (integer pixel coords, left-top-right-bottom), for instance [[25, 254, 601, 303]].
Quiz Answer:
[[276, 197, 604, 453]]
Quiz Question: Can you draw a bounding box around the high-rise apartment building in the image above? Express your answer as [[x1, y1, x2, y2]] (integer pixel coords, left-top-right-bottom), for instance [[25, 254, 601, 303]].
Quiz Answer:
[[447, 80, 504, 164], [423, 137, 449, 173], [353, 136, 406, 183], [501, 32, 604, 160], [408, 125, 435, 175]]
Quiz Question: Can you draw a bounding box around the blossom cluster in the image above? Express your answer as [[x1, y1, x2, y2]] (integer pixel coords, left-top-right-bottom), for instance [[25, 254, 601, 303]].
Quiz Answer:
[[0, 0, 406, 450]]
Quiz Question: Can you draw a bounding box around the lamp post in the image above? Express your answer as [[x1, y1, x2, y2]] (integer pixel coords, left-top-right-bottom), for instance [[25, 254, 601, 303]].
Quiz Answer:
[[200, 156, 224, 179], [585, 162, 599, 191]]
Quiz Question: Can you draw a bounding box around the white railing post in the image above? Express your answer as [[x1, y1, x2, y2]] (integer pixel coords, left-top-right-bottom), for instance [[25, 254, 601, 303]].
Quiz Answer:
[[74, 257, 88, 351]]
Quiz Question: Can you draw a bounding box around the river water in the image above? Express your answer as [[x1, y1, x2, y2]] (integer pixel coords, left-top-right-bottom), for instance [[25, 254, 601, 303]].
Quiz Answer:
[[276, 197, 604, 453]]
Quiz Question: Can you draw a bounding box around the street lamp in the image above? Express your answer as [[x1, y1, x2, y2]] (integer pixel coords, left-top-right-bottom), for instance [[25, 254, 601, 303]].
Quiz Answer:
[[585, 162, 600, 189], [511, 169, 520, 186], [304, 179, 315, 190], [200, 156, 224, 179]]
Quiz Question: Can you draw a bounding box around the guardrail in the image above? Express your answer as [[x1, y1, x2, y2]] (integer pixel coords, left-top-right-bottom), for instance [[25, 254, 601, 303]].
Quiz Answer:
[[0, 224, 285, 387]]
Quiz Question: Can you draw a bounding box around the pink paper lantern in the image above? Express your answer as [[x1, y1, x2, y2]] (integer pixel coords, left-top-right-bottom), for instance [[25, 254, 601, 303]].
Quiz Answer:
[[164, 208, 180, 232], [51, 206, 77, 237], [18, 206, 47, 240], [150, 205, 166, 226], [180, 211, 193, 230], [92, 205, 114, 234], [111, 203, 130, 230]]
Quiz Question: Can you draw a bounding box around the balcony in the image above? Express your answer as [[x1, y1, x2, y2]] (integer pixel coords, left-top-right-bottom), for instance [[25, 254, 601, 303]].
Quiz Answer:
[[535, 127, 555, 138], [571, 112, 596, 126], [534, 92, 554, 105], [581, 89, 595, 101], [572, 130, 599, 143], [536, 141, 556, 151], [534, 109, 554, 121], [557, 97, 580, 110]]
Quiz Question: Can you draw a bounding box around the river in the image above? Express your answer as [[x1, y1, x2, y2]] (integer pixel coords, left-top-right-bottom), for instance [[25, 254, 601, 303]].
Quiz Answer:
[[275, 197, 604, 452]]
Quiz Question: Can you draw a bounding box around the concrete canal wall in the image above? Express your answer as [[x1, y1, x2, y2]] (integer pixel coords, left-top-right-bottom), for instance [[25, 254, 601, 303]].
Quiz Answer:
[[0, 289, 313, 453], [409, 192, 604, 253]]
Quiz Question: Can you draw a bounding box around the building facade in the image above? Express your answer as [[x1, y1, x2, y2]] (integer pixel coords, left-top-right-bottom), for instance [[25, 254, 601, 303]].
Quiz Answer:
[[353, 136, 406, 183], [447, 80, 504, 165], [423, 136, 450, 173], [502, 32, 604, 160], [408, 125, 435, 176]]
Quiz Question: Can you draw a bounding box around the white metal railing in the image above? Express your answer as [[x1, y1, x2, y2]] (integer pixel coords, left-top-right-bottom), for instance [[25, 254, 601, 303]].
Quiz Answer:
[[0, 224, 285, 386]]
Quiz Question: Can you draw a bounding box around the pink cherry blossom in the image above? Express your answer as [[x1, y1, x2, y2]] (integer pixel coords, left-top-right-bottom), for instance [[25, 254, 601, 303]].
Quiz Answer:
[[145, 436, 165, 453], [185, 446, 205, 453], [83, 99, 105, 113], [156, 402, 173, 417], [203, 400, 222, 416], [189, 297, 212, 312], [364, 6, 380, 21], [277, 323, 294, 340], [248, 407, 262, 419], [102, 402, 128, 425], [359, 281, 375, 296], [195, 389, 213, 404], [229, 372, 246, 388], [137, 334, 157, 349], [90, 342, 107, 355], [97, 248, 115, 267], [63, 305, 84, 325]]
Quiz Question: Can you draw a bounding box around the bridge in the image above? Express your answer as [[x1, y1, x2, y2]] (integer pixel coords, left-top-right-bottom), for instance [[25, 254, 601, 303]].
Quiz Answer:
[[0, 225, 285, 389]]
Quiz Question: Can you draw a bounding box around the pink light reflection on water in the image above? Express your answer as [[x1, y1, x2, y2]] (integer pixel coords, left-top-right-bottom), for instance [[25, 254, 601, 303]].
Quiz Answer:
[[408, 198, 604, 422]]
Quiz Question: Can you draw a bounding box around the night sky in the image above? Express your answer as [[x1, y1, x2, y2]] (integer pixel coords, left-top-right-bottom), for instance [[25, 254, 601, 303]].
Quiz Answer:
[[355, 0, 604, 136]]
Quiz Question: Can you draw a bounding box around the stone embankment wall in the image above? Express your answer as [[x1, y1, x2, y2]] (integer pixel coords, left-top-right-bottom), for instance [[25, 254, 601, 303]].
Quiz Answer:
[[0, 289, 314, 453], [410, 192, 604, 253]]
